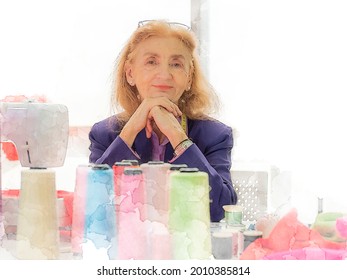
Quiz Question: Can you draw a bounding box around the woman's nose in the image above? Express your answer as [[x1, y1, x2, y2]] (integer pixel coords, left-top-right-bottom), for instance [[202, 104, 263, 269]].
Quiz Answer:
[[155, 64, 173, 78]]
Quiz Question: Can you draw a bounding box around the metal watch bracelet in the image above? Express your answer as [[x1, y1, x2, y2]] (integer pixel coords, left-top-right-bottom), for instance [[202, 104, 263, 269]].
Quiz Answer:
[[173, 139, 193, 157]]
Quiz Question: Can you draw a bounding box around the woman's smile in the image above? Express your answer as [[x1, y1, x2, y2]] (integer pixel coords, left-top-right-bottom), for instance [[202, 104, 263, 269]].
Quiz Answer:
[[153, 84, 173, 91]]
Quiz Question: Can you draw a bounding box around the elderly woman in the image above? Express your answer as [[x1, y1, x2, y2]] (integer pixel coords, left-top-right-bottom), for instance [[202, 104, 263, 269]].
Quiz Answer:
[[89, 20, 237, 221]]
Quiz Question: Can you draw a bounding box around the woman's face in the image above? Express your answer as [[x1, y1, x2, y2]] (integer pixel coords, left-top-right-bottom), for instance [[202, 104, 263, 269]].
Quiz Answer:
[[126, 36, 192, 104]]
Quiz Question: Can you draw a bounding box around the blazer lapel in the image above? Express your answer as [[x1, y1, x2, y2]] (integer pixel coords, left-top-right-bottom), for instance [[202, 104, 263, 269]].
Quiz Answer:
[[164, 142, 174, 161], [133, 129, 152, 163]]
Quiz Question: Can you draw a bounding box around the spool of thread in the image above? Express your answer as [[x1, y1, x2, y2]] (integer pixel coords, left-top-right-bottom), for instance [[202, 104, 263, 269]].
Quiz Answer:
[[140, 161, 171, 223], [223, 205, 243, 226], [141, 161, 172, 259], [211, 230, 233, 259], [169, 167, 211, 259], [118, 167, 147, 259], [85, 164, 116, 259], [16, 168, 59, 259], [71, 164, 90, 257], [243, 230, 262, 250]]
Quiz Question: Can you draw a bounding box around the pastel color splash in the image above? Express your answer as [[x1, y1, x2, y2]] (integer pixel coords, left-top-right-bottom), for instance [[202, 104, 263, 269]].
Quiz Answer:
[[240, 209, 347, 260], [336, 217, 347, 238]]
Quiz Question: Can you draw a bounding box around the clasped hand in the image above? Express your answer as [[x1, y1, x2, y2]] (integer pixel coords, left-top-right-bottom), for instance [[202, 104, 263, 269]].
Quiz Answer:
[[120, 97, 187, 148]]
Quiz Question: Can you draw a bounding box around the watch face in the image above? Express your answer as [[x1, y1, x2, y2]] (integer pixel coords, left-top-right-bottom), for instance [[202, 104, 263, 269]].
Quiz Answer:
[[182, 139, 193, 149], [174, 139, 192, 157]]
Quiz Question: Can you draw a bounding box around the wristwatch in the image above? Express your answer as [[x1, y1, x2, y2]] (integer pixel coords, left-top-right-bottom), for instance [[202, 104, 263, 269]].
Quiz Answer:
[[173, 139, 193, 157]]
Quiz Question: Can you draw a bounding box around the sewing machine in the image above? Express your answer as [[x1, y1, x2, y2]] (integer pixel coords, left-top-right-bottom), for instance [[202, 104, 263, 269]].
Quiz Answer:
[[0, 101, 69, 259]]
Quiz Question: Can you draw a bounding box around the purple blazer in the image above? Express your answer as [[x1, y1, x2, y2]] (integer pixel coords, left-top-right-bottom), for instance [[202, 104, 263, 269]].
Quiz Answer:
[[89, 115, 237, 222]]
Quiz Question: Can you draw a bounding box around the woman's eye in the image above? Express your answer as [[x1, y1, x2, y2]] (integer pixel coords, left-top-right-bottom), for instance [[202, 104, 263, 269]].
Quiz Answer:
[[170, 62, 183, 68], [146, 59, 157, 65]]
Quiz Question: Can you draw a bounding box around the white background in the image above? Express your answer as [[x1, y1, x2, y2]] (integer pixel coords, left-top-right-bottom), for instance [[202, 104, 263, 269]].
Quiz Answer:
[[208, 0, 347, 221]]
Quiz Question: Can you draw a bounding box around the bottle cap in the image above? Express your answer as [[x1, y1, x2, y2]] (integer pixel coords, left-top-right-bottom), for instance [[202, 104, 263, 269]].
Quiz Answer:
[[114, 161, 132, 166], [180, 167, 199, 173], [124, 167, 143, 175], [170, 164, 188, 171], [121, 159, 139, 166], [92, 164, 110, 170], [148, 161, 164, 165]]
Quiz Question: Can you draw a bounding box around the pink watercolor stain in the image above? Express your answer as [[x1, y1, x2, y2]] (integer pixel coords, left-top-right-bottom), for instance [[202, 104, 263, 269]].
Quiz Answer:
[[240, 209, 347, 260]]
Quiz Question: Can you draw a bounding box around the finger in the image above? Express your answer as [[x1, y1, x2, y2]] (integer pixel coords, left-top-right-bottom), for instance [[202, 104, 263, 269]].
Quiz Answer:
[[175, 106, 182, 116], [145, 97, 182, 117], [162, 103, 182, 117], [171, 102, 182, 116]]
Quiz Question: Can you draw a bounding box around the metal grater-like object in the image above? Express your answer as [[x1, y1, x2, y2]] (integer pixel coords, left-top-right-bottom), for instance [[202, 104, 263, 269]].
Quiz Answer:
[[231, 171, 269, 222]]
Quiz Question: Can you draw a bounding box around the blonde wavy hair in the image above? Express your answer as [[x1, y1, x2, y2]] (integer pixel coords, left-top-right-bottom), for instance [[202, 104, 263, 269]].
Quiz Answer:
[[112, 20, 220, 123]]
